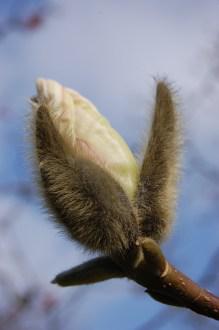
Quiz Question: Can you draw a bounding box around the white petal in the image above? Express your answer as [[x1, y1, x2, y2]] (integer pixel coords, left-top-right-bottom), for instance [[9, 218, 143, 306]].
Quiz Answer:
[[35, 78, 76, 147], [34, 78, 139, 200]]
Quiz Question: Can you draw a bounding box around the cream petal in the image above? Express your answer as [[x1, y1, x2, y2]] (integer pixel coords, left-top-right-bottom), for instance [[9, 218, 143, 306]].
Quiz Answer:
[[36, 78, 76, 147], [33, 78, 139, 200]]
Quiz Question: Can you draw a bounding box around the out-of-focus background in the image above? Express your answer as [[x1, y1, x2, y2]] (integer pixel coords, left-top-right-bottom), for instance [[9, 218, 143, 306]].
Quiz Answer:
[[0, 1, 219, 329]]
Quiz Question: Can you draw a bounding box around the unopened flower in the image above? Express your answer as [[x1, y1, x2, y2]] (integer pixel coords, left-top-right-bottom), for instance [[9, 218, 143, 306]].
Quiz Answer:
[[31, 78, 139, 200]]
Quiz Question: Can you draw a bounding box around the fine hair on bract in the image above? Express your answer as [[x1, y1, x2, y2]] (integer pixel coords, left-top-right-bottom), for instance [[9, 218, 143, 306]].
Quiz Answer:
[[30, 78, 181, 259]]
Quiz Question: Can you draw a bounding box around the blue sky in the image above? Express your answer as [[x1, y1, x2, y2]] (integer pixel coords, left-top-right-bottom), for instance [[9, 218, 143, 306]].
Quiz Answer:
[[0, 1, 219, 329]]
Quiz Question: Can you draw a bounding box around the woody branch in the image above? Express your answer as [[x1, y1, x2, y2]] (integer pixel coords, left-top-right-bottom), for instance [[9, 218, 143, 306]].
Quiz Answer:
[[52, 238, 219, 321]]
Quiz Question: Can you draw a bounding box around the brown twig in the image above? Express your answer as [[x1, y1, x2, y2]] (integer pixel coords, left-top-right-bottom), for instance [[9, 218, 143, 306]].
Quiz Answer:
[[52, 238, 219, 321], [137, 246, 219, 329]]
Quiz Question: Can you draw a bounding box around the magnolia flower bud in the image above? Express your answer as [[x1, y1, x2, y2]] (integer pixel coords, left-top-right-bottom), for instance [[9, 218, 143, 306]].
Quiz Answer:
[[32, 78, 138, 200]]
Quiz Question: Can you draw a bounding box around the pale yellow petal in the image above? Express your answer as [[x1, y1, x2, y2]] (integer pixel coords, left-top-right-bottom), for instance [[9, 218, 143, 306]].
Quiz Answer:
[[34, 78, 139, 200]]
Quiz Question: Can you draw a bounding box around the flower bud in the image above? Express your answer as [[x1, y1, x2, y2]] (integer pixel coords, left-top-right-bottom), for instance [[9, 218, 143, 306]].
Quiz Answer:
[[32, 78, 138, 200]]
